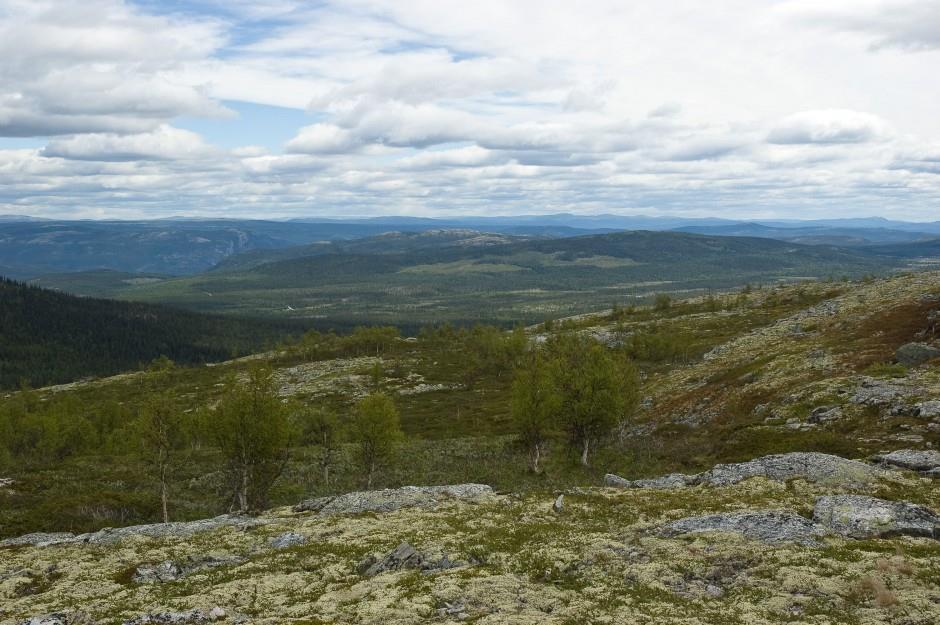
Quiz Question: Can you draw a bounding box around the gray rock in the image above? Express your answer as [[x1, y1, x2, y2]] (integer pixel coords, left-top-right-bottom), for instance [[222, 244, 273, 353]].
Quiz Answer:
[[1, 532, 76, 548], [17, 616, 72, 625], [607, 452, 878, 490], [872, 449, 940, 473], [122, 609, 225, 625], [698, 452, 877, 486], [269, 531, 307, 549], [605, 472, 697, 489], [895, 342, 940, 366], [357, 542, 464, 577], [552, 494, 564, 514], [1, 515, 267, 549], [814, 495, 940, 539], [850, 377, 907, 406], [808, 406, 843, 424], [915, 400, 940, 419], [295, 484, 493, 516], [661, 510, 824, 546], [131, 555, 241, 584]]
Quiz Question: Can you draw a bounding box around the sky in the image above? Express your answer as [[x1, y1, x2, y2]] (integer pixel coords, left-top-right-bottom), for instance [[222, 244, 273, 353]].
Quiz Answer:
[[0, 0, 939, 220]]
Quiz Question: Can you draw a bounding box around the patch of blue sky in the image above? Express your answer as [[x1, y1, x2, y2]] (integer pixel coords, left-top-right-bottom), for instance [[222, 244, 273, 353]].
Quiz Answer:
[[0, 137, 47, 150], [175, 100, 317, 152]]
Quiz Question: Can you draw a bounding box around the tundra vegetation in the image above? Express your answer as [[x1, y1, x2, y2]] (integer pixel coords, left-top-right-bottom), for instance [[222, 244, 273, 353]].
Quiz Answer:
[[1, 270, 939, 624]]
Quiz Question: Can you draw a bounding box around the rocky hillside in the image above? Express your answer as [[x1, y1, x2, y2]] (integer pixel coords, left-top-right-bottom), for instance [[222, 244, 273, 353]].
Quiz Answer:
[[2, 450, 939, 624], [3, 271, 939, 624]]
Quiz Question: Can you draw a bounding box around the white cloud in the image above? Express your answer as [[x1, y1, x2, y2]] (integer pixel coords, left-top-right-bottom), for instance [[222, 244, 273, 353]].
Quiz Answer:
[[41, 126, 215, 161], [1, 0, 939, 220], [767, 110, 890, 145]]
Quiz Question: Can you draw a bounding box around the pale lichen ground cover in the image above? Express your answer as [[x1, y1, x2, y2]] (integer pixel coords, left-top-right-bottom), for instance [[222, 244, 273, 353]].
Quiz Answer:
[[3, 471, 938, 625]]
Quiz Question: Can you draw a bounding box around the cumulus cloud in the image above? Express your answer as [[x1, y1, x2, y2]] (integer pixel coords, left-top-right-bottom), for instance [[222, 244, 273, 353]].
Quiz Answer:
[[779, 0, 940, 51], [0, 0, 227, 137], [1, 0, 939, 220], [41, 126, 215, 161], [767, 110, 890, 145]]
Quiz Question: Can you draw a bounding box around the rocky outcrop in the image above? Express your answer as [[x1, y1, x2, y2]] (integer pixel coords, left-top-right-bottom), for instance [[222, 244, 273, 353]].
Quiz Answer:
[[357, 542, 464, 577], [606, 452, 878, 490], [122, 608, 226, 624], [131, 555, 242, 584], [895, 342, 940, 366], [697, 452, 877, 486], [814, 495, 940, 539], [294, 484, 494, 516], [1, 515, 267, 549], [914, 400, 940, 419], [604, 473, 696, 489], [872, 449, 940, 474], [268, 531, 307, 549], [660, 510, 824, 546]]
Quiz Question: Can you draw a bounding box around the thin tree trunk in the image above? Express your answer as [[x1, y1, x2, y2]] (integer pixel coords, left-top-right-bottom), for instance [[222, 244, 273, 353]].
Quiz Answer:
[[367, 459, 375, 489], [160, 461, 169, 523], [239, 466, 249, 512], [581, 438, 590, 467], [531, 443, 541, 474]]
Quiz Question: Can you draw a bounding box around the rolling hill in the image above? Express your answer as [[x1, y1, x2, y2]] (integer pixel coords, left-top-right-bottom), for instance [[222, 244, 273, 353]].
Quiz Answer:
[[0, 278, 309, 389], [116, 230, 901, 326]]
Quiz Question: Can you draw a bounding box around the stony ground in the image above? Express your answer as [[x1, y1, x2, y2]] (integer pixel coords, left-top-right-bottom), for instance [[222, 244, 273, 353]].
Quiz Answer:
[[4, 272, 940, 625], [2, 452, 939, 625]]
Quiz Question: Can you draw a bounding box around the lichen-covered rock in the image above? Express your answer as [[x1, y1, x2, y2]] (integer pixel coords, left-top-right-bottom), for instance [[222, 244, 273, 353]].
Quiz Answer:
[[1, 515, 266, 548], [1, 533, 76, 548], [895, 342, 940, 366], [131, 555, 241, 584], [357, 542, 464, 577], [607, 452, 878, 490], [294, 484, 494, 516], [915, 400, 940, 419], [660, 510, 824, 546], [268, 531, 307, 549], [872, 449, 940, 473], [122, 608, 225, 624], [604, 473, 696, 489], [17, 615, 71, 625], [697, 452, 877, 487], [814, 495, 940, 539]]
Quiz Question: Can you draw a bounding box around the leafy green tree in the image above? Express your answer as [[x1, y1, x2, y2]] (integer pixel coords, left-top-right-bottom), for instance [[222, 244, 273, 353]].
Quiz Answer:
[[546, 334, 637, 466], [213, 366, 294, 512], [350, 393, 403, 488], [510, 353, 560, 473], [653, 293, 673, 311]]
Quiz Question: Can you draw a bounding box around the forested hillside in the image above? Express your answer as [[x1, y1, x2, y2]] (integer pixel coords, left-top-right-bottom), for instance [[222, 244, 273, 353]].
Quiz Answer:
[[0, 278, 306, 388]]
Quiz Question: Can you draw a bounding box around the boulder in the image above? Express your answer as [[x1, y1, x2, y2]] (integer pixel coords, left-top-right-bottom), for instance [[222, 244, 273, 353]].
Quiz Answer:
[[872, 449, 940, 473], [605, 473, 697, 489], [660, 510, 824, 546], [1, 515, 268, 549], [850, 378, 907, 406], [357, 542, 464, 577], [607, 452, 879, 490], [122, 608, 225, 625], [697, 452, 877, 486], [269, 531, 307, 549], [895, 342, 940, 366], [18, 616, 71, 625], [1, 532, 76, 548], [131, 555, 241, 584], [914, 400, 940, 419], [814, 495, 940, 539], [552, 494, 564, 514], [294, 484, 493, 516]]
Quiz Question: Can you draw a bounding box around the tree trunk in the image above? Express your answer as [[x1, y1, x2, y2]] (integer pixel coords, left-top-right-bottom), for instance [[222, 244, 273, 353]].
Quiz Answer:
[[160, 462, 169, 523], [580, 438, 590, 467], [530, 443, 541, 474], [238, 466, 249, 512], [367, 459, 375, 489]]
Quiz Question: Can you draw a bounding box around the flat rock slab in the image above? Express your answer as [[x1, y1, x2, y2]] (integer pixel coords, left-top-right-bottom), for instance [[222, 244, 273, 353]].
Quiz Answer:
[[294, 484, 494, 516], [660, 510, 824, 546], [872, 449, 940, 473], [814, 495, 940, 539], [895, 342, 940, 367], [606, 452, 878, 490], [1, 515, 267, 549]]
